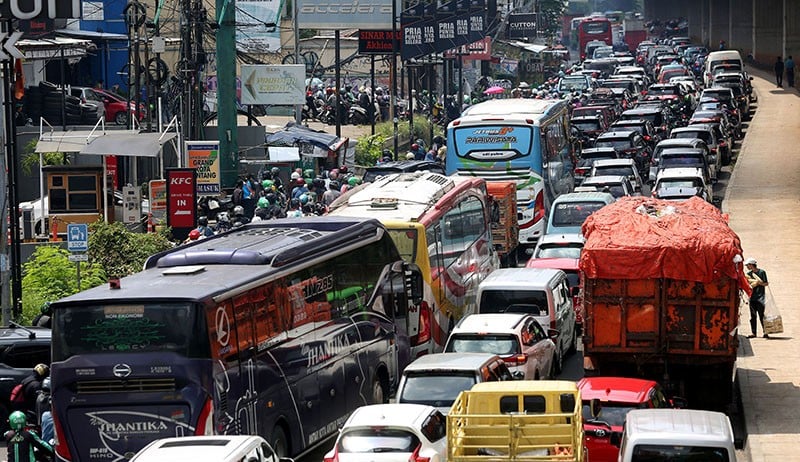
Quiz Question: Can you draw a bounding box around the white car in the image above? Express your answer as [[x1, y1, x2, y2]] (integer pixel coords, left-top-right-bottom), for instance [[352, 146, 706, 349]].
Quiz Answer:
[[589, 158, 644, 192], [652, 167, 712, 203], [323, 404, 447, 462], [532, 233, 585, 260], [445, 313, 557, 380], [130, 436, 291, 462]]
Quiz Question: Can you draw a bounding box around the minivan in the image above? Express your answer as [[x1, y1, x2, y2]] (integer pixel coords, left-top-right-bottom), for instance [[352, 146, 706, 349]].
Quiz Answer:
[[545, 191, 616, 235], [394, 353, 519, 414], [703, 50, 743, 87], [614, 409, 735, 462], [476, 268, 577, 374]]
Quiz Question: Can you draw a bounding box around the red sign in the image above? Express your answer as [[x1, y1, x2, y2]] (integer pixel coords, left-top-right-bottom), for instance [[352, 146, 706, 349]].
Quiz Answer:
[[106, 155, 118, 190], [445, 36, 492, 60], [166, 168, 197, 237], [358, 30, 401, 54]]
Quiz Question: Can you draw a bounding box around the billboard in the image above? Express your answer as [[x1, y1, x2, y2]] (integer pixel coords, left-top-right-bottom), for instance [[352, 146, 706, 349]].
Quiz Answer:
[[298, 0, 401, 29], [236, 0, 282, 52], [240, 65, 305, 106], [166, 168, 197, 241], [358, 30, 401, 54], [401, 0, 485, 60], [186, 141, 222, 195], [507, 13, 537, 40]]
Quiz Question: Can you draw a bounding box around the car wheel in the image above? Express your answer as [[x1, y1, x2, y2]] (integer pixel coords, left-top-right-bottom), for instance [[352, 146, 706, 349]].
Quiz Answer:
[[115, 111, 129, 126], [370, 372, 387, 404], [270, 425, 290, 459]]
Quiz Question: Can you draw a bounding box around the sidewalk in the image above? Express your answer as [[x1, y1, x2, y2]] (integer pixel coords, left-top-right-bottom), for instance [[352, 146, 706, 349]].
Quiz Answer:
[[725, 66, 800, 461]]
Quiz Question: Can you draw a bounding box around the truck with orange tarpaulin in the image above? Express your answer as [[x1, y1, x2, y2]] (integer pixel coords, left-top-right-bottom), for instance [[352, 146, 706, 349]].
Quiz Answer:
[[579, 197, 749, 410]]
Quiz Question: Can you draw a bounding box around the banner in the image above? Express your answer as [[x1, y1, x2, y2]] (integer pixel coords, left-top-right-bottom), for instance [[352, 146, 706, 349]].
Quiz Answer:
[[236, 0, 282, 52], [298, 0, 400, 29], [240, 65, 305, 106], [149, 179, 167, 225], [166, 169, 197, 241], [358, 30, 401, 54], [507, 13, 537, 40], [186, 141, 221, 195]]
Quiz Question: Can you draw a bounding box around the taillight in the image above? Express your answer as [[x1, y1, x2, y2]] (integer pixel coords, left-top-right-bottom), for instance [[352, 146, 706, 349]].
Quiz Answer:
[[409, 444, 430, 462], [710, 147, 717, 153], [53, 407, 72, 461], [643, 135, 651, 141], [532, 190, 545, 224], [502, 354, 528, 365], [574, 167, 589, 175], [195, 397, 214, 435], [324, 447, 339, 462], [417, 301, 431, 344]]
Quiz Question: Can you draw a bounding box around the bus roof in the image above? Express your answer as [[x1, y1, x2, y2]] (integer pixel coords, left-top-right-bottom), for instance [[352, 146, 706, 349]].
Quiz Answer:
[[452, 99, 566, 125], [328, 172, 483, 223], [51, 217, 388, 305]]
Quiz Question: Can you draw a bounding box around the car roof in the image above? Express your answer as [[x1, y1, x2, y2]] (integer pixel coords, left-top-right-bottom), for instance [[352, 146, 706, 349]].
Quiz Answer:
[[403, 352, 501, 372], [526, 257, 580, 271], [344, 404, 437, 430], [537, 233, 586, 245], [553, 191, 616, 203], [133, 436, 265, 461], [657, 138, 703, 147], [623, 107, 661, 114], [612, 119, 648, 125], [671, 126, 712, 133], [656, 167, 706, 179], [0, 326, 52, 342], [624, 409, 734, 444], [577, 377, 659, 403], [582, 175, 628, 185], [597, 130, 637, 139], [453, 313, 529, 334], [481, 267, 563, 286], [592, 158, 636, 168], [660, 148, 705, 156]]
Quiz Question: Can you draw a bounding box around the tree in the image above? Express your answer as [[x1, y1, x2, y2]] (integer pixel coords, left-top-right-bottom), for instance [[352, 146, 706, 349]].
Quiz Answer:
[[20, 139, 68, 176], [21, 246, 106, 324], [538, 0, 568, 39], [88, 221, 174, 279]]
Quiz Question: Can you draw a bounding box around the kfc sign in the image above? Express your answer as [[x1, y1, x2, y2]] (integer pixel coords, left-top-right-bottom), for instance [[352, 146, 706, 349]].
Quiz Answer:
[[166, 168, 197, 240], [0, 0, 81, 20]]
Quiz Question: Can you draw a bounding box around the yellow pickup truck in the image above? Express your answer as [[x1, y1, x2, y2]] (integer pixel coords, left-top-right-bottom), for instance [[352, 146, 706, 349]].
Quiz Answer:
[[447, 381, 585, 462]]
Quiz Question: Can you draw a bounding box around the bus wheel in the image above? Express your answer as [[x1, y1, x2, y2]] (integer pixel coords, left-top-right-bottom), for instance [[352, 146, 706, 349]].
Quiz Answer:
[[271, 425, 289, 458], [370, 372, 388, 404]]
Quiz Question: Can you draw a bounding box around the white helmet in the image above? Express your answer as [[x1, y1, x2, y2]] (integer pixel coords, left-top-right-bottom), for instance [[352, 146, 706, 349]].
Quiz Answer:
[[290, 171, 301, 180], [744, 258, 757, 266]]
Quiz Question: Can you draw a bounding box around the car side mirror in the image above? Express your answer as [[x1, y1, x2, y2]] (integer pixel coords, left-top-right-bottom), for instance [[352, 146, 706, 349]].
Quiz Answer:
[[670, 396, 689, 408], [511, 371, 525, 380], [547, 328, 560, 340]]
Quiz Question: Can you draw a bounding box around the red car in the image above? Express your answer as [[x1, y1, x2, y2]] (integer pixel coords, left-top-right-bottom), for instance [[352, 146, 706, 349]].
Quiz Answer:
[[94, 89, 146, 125], [577, 377, 685, 462], [526, 257, 582, 335]]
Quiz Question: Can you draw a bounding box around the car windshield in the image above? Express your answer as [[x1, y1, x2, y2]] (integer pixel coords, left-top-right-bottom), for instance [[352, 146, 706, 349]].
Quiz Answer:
[[399, 372, 477, 408], [582, 151, 616, 161], [602, 80, 633, 89], [673, 132, 712, 144], [661, 156, 703, 167], [582, 402, 640, 427], [479, 290, 548, 316], [552, 201, 606, 227], [625, 113, 661, 124], [574, 121, 602, 131], [338, 428, 420, 453], [594, 166, 634, 177], [630, 445, 730, 462], [535, 243, 583, 259], [595, 139, 633, 150], [445, 334, 520, 356], [559, 78, 589, 91], [657, 179, 703, 189], [648, 87, 679, 96], [583, 182, 626, 198]]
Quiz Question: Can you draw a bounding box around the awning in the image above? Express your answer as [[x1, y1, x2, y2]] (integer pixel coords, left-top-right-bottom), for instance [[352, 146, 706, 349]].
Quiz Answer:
[[266, 122, 347, 152], [505, 41, 549, 54], [36, 129, 177, 157], [55, 29, 129, 41], [17, 37, 94, 60]]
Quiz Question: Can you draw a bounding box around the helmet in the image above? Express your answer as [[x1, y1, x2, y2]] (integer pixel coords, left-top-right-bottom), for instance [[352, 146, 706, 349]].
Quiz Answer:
[[299, 193, 309, 205], [34, 363, 49, 377], [303, 169, 315, 179], [329, 169, 339, 179], [290, 171, 301, 180], [406, 152, 416, 160], [271, 167, 281, 177], [188, 229, 201, 240], [262, 179, 274, 189], [328, 180, 339, 191], [745, 258, 757, 266], [289, 198, 301, 209], [40, 302, 51, 315], [339, 166, 348, 174], [312, 178, 325, 190], [348, 176, 361, 187], [295, 177, 306, 186], [8, 411, 26, 431], [257, 197, 269, 208], [233, 205, 244, 216], [198, 216, 208, 226], [411, 143, 419, 150], [265, 193, 277, 204]]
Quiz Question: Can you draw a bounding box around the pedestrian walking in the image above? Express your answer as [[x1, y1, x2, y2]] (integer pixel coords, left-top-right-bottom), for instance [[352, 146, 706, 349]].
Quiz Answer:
[[775, 56, 784, 87], [745, 258, 770, 338], [786, 55, 795, 87]]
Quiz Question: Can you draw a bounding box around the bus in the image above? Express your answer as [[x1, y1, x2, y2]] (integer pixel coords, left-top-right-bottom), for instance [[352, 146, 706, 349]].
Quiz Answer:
[[445, 98, 574, 251], [49, 217, 423, 462], [578, 16, 613, 60], [327, 172, 500, 356]]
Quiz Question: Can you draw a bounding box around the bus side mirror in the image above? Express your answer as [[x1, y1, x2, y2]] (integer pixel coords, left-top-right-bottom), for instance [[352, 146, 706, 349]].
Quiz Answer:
[[403, 262, 424, 304]]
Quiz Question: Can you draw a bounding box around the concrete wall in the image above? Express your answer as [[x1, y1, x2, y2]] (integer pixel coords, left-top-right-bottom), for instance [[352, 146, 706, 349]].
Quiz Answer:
[[786, 0, 800, 63], [753, 0, 782, 62], [708, 0, 730, 50], [729, 0, 752, 54]]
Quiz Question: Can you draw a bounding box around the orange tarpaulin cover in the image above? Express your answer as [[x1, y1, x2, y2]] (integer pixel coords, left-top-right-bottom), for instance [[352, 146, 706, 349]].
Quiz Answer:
[[580, 196, 747, 286]]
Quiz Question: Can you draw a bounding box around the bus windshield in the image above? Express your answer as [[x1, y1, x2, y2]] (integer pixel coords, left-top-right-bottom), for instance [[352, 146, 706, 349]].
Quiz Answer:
[[53, 303, 208, 361], [582, 21, 610, 34]]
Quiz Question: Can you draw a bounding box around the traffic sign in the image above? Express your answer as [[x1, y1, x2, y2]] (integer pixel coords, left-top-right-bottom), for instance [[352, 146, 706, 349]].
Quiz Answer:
[[0, 32, 24, 61], [68, 254, 88, 262], [67, 224, 88, 252]]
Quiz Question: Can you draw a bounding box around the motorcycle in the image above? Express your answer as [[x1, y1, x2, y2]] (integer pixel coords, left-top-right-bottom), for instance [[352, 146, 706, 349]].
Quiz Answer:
[[197, 195, 233, 222]]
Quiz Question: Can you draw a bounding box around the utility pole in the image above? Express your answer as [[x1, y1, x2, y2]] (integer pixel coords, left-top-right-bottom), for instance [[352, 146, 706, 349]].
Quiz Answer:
[[217, 0, 238, 188]]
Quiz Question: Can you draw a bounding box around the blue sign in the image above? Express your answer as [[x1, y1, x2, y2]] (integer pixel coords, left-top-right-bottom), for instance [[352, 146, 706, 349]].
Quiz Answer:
[[451, 125, 534, 161], [67, 224, 88, 252]]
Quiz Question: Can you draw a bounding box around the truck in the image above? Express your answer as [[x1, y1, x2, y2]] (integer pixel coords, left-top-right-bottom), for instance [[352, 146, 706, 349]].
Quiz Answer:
[[623, 18, 647, 52], [580, 196, 747, 410], [486, 182, 519, 267], [447, 381, 585, 462]]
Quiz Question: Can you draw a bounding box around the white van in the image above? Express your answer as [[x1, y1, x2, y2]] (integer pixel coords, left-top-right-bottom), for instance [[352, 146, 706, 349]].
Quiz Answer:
[[476, 268, 577, 374], [704, 50, 743, 86], [615, 409, 736, 461], [130, 436, 292, 462]]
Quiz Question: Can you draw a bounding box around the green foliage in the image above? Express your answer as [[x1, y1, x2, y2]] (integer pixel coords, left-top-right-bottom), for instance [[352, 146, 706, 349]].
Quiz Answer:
[[20, 138, 67, 176], [539, 0, 569, 38], [21, 246, 106, 324], [87, 221, 174, 279], [374, 118, 445, 156], [355, 133, 389, 166]]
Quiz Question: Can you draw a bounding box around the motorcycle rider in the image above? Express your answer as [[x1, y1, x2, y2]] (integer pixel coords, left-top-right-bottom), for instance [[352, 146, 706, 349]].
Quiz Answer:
[[196, 216, 215, 238], [231, 205, 250, 227], [4, 411, 53, 462]]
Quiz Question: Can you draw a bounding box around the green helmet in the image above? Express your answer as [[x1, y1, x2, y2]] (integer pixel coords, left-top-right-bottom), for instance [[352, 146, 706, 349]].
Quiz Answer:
[[9, 411, 26, 431], [261, 179, 274, 189], [348, 176, 361, 187], [257, 197, 269, 208], [303, 169, 315, 179]]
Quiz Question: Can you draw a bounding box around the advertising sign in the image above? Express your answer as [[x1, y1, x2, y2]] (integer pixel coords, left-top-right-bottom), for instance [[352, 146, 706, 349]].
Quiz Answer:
[[149, 179, 167, 225], [298, 0, 400, 29], [240, 65, 305, 106], [358, 30, 401, 55], [236, 0, 282, 52], [166, 169, 197, 240], [0, 0, 80, 19], [401, 0, 485, 60], [507, 13, 537, 39], [106, 155, 118, 190], [186, 141, 221, 195]]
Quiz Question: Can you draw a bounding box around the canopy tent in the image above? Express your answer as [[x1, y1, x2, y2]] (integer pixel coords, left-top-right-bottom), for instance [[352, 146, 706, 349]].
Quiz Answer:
[[266, 122, 348, 161]]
